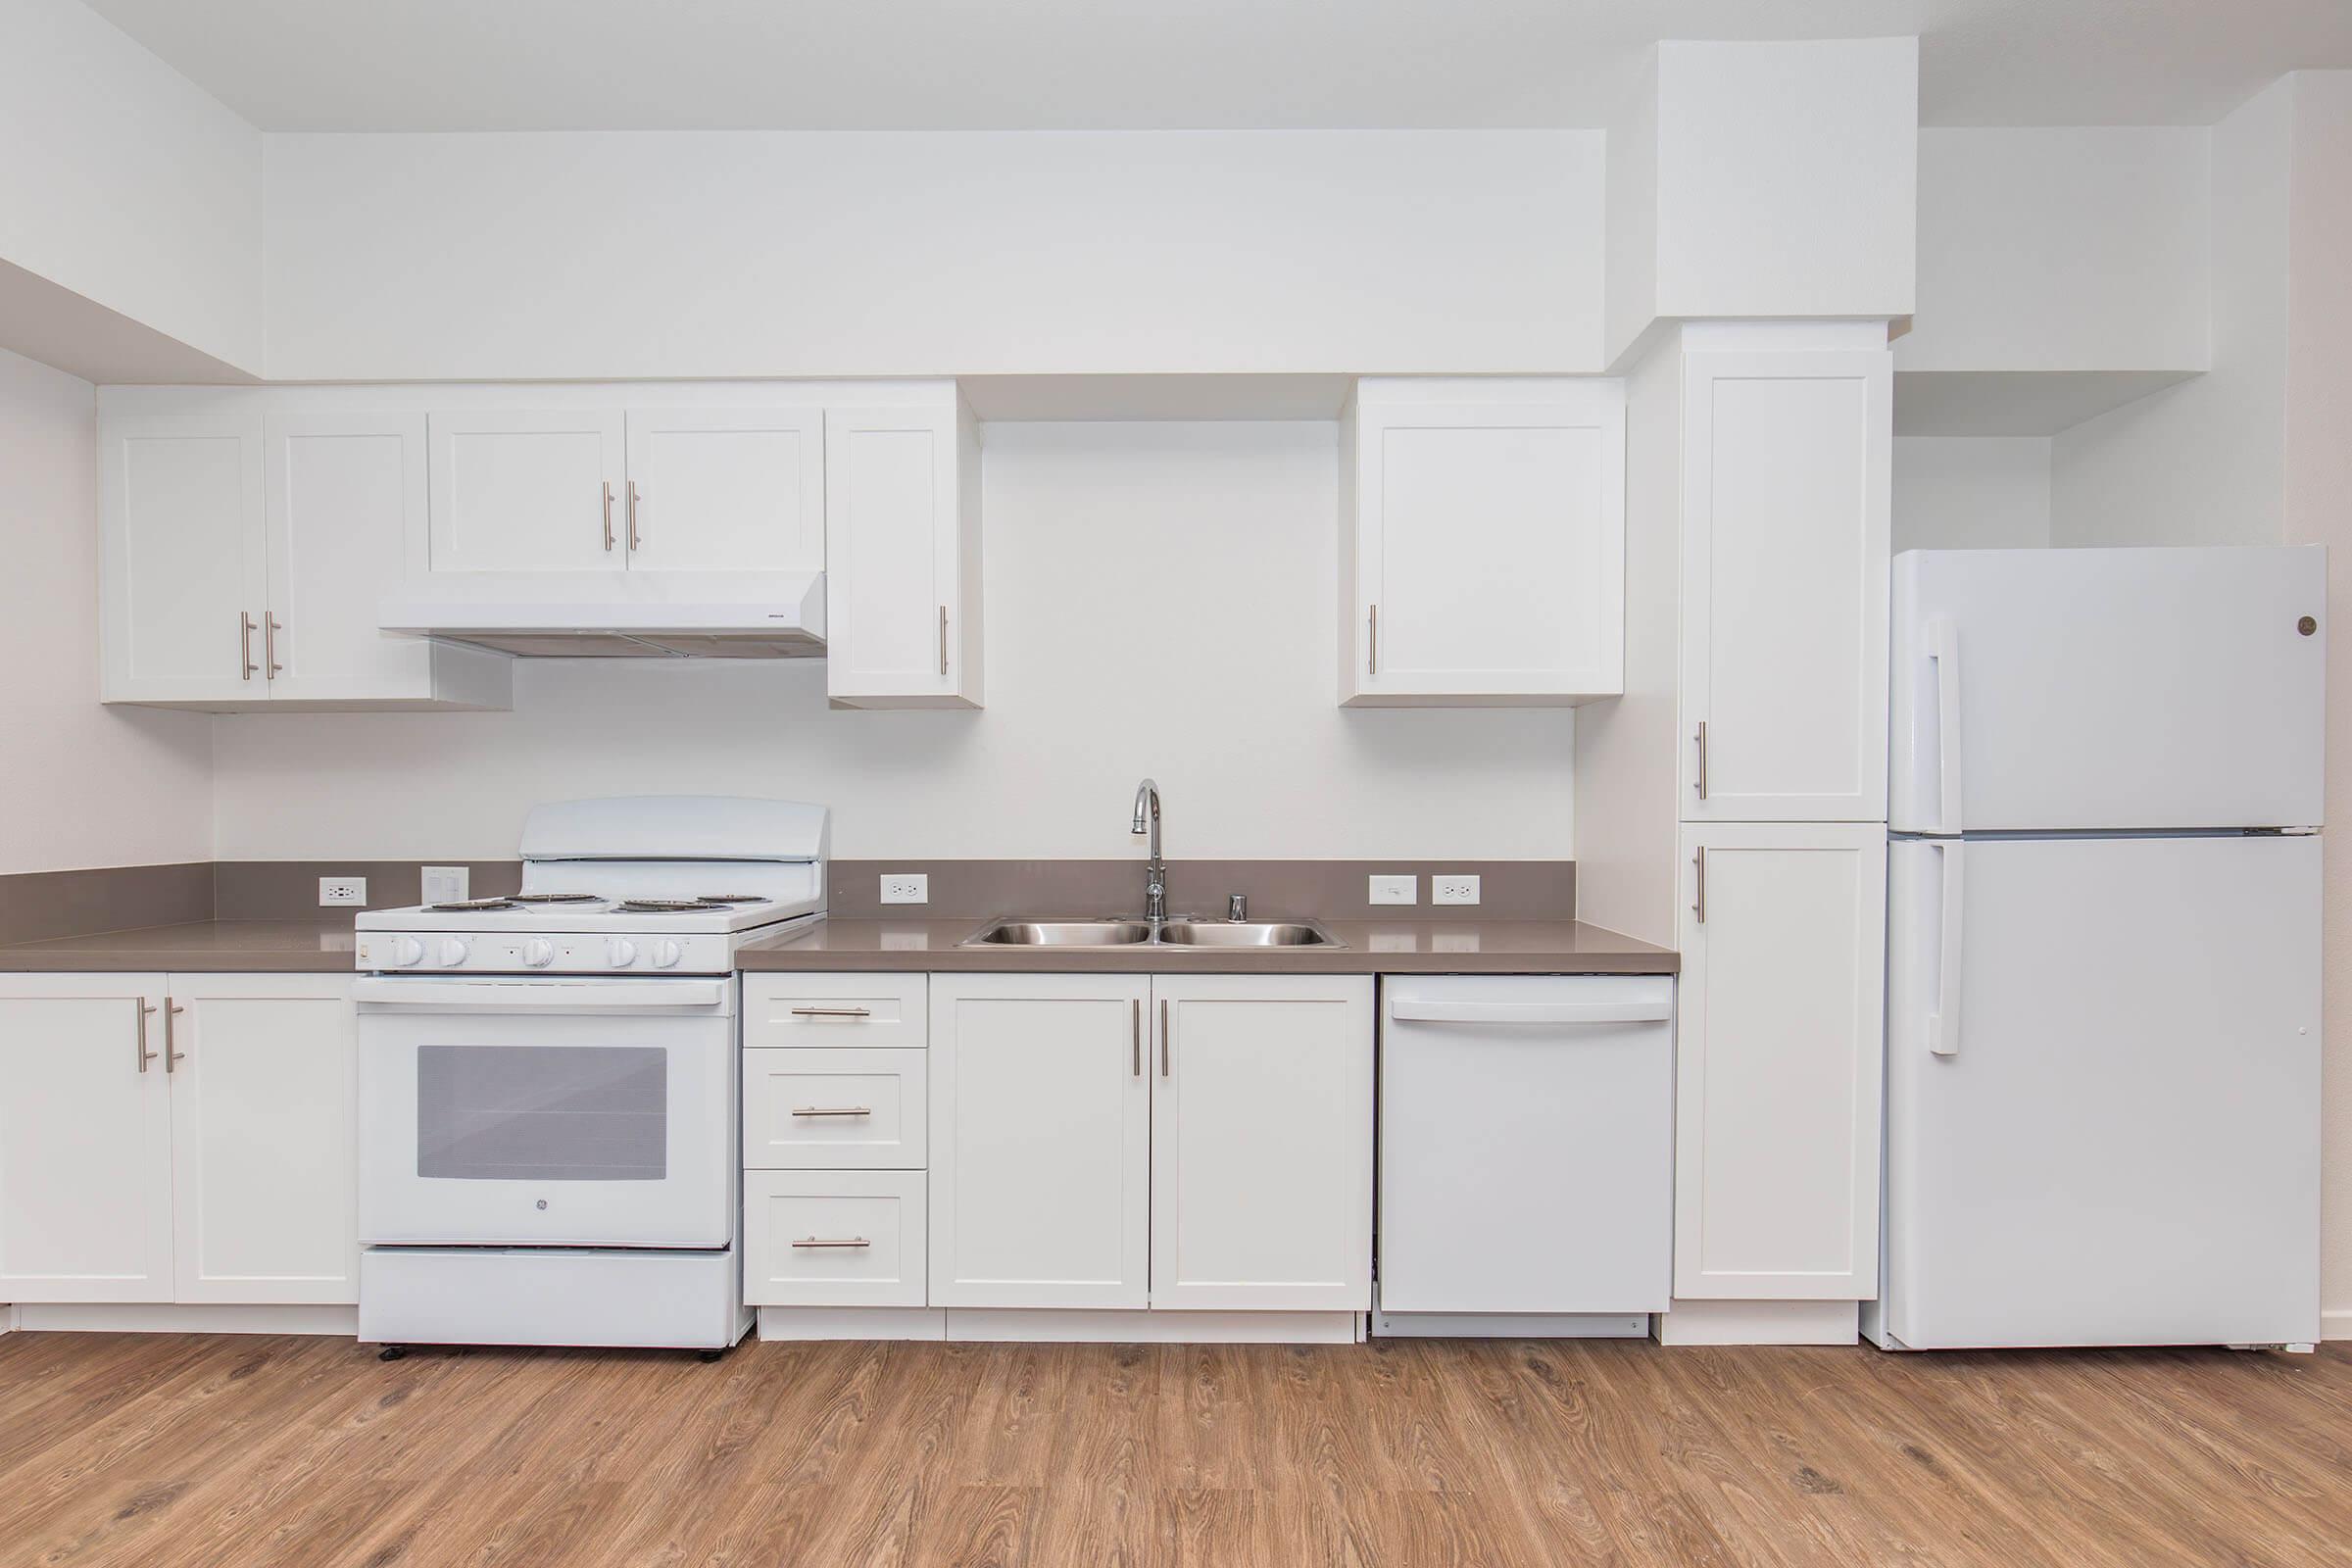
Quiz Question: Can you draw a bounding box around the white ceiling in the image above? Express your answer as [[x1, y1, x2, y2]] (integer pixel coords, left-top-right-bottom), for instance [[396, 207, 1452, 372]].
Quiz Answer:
[[81, 0, 2352, 132]]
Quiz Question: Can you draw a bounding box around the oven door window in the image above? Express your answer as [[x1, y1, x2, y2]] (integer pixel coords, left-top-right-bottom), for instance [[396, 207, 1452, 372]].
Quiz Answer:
[[416, 1045, 667, 1181]]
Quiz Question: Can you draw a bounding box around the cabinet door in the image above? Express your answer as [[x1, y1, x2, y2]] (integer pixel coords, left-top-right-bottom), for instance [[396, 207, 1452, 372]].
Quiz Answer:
[[427, 409, 627, 573], [1347, 379, 1625, 705], [1680, 352, 1890, 821], [0, 975, 172, 1301], [100, 411, 268, 703], [1151, 976, 1373, 1311], [1675, 824, 1886, 1299], [264, 411, 434, 701], [824, 400, 980, 708], [623, 408, 823, 572], [168, 975, 359, 1304], [928, 974, 1149, 1308]]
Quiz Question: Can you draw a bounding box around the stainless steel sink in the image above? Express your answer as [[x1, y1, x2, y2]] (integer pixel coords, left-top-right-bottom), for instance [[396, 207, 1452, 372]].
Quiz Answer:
[[959, 916, 1342, 949]]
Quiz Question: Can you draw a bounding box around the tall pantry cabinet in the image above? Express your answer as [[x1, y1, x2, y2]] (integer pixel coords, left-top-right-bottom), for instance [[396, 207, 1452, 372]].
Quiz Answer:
[[1576, 322, 1892, 1346]]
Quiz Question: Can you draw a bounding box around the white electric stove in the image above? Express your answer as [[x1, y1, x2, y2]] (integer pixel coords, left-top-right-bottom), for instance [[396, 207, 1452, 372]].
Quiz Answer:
[[352, 795, 827, 1357]]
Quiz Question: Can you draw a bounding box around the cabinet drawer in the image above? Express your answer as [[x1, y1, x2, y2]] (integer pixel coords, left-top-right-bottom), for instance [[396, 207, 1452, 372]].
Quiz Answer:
[[744, 1170, 926, 1307], [743, 973, 926, 1050], [745, 1048, 927, 1169]]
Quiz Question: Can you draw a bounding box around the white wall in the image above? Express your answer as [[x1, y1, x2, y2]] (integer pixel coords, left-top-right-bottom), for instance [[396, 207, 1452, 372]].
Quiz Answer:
[[1900, 129, 2209, 373], [261, 130, 1604, 382], [0, 0, 263, 371], [0, 347, 212, 874], [1891, 437, 2052, 553], [1602, 49, 1660, 368], [208, 421, 1576, 861], [2052, 84, 2293, 547]]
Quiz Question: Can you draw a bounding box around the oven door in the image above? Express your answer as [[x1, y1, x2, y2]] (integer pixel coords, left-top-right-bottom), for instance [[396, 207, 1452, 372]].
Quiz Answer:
[[356, 976, 735, 1248]]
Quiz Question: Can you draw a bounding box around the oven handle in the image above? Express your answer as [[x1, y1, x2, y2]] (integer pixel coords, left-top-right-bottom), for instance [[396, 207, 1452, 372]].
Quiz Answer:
[[352, 977, 728, 1012]]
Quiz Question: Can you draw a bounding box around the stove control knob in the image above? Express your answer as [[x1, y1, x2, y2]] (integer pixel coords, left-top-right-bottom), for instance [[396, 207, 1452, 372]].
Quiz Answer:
[[651, 940, 683, 969], [390, 936, 424, 968], [437, 938, 470, 968], [606, 938, 638, 968], [523, 939, 556, 968]]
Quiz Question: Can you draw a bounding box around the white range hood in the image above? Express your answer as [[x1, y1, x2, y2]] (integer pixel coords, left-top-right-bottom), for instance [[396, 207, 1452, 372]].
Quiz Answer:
[[379, 571, 825, 659]]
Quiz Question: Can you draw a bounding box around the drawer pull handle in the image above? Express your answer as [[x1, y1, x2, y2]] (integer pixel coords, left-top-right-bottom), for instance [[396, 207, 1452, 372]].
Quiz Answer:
[[792, 1236, 871, 1249], [789, 1006, 872, 1019], [790, 1105, 873, 1117]]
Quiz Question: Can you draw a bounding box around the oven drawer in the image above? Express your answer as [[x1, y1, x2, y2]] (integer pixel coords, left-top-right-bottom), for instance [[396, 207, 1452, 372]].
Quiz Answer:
[[744, 1048, 927, 1169], [744, 1170, 927, 1306], [743, 973, 927, 1050]]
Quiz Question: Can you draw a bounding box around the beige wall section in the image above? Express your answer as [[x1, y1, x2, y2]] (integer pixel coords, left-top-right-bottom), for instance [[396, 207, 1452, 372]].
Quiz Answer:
[[0, 348, 212, 874], [1892, 437, 2052, 553], [209, 420, 1576, 861]]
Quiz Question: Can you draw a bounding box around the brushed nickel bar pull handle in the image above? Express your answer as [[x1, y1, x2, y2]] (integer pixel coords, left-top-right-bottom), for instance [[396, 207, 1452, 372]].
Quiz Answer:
[[1691, 848, 1707, 925], [164, 1000, 186, 1073], [1367, 604, 1379, 675], [1160, 998, 1170, 1077], [791, 1237, 871, 1249], [238, 612, 257, 680], [939, 605, 950, 677], [135, 1002, 157, 1072], [1694, 721, 1709, 801], [602, 481, 615, 551], [265, 613, 283, 678], [789, 1005, 872, 1018], [1131, 998, 1141, 1077], [626, 480, 642, 552], [789, 1106, 873, 1118]]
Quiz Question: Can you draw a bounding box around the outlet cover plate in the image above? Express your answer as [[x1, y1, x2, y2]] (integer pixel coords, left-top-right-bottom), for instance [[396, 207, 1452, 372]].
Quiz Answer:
[[318, 876, 368, 907], [1369, 874, 1417, 906], [1432, 874, 1481, 906], [880, 872, 930, 906]]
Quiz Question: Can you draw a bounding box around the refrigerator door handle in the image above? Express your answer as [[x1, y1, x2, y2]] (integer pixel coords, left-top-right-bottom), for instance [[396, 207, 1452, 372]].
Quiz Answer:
[[1928, 616, 1965, 834], [1930, 841, 1964, 1057]]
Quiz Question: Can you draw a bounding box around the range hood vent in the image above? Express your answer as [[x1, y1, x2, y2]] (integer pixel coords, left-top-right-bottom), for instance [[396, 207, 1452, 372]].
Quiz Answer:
[[379, 571, 825, 660]]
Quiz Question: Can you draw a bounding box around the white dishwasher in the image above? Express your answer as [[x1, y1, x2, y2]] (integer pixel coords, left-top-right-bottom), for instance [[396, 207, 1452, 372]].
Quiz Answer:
[[1377, 975, 1673, 1331]]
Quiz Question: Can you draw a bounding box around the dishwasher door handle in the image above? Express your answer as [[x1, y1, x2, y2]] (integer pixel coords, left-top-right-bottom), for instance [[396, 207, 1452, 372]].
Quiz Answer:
[[1387, 1001, 1671, 1026]]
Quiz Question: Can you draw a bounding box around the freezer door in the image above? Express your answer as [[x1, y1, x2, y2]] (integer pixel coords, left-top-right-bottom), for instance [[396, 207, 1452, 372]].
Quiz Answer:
[[1884, 834, 2321, 1348], [1890, 547, 2325, 833]]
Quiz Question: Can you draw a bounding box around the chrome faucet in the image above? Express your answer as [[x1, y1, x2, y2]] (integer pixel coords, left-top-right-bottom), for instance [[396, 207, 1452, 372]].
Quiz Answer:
[[1131, 778, 1166, 922]]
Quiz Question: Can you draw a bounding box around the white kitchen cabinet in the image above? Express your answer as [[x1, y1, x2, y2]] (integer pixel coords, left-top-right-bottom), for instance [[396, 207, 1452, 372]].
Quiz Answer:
[[1678, 351, 1890, 821], [1341, 377, 1625, 707], [927, 975, 1150, 1308], [426, 408, 629, 573], [100, 409, 267, 704], [1149, 976, 1373, 1311], [824, 396, 983, 709], [623, 408, 824, 572], [1674, 823, 1886, 1299], [744, 1170, 927, 1307], [0, 976, 173, 1302], [168, 975, 360, 1305]]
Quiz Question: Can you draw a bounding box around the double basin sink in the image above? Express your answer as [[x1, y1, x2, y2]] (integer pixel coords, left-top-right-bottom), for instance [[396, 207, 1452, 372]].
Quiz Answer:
[[962, 917, 1342, 949]]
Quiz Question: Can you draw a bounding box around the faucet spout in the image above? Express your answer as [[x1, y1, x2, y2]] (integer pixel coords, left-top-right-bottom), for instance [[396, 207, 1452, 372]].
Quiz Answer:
[[1131, 778, 1166, 922]]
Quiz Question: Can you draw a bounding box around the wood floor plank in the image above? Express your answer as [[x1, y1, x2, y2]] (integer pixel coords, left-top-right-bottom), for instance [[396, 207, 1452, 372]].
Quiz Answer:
[[1, 1332, 2346, 1568]]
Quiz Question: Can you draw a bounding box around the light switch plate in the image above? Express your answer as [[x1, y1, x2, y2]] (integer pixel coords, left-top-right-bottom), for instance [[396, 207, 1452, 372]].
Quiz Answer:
[[1369, 874, 1417, 906], [318, 876, 368, 907], [1432, 874, 1481, 906], [880, 872, 930, 905], [419, 865, 468, 906]]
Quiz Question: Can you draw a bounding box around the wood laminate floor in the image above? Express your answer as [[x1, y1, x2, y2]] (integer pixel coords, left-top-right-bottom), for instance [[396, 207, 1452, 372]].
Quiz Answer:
[[1, 1332, 2346, 1567]]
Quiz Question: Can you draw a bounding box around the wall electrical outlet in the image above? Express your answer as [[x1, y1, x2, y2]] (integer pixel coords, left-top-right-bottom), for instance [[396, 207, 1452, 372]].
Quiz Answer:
[[1368, 874, 1417, 906], [1432, 874, 1482, 906], [318, 876, 368, 907], [419, 865, 468, 906], [880, 872, 930, 906]]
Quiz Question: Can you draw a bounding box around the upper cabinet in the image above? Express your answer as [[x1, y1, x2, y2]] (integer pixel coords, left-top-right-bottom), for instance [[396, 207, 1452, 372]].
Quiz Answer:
[[824, 394, 983, 710], [623, 408, 824, 573], [100, 398, 511, 712], [1679, 350, 1891, 822], [426, 410, 627, 573], [1340, 377, 1625, 707]]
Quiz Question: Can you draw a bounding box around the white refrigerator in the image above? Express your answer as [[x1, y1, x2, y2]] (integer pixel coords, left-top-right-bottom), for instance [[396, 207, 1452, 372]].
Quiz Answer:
[[1868, 546, 2327, 1351]]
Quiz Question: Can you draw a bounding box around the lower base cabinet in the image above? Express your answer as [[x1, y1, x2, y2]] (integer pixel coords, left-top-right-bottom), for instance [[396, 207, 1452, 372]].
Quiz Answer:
[[744, 1170, 927, 1307], [928, 973, 1373, 1313], [0, 973, 359, 1305]]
